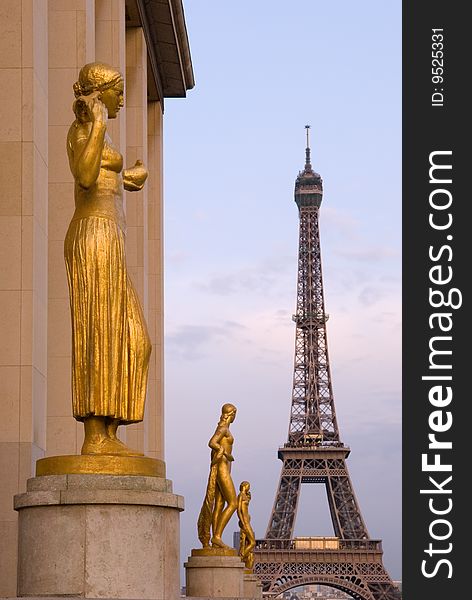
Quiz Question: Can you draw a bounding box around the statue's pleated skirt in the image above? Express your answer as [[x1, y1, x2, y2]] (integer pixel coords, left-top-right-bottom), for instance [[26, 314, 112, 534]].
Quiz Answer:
[[64, 216, 151, 423]]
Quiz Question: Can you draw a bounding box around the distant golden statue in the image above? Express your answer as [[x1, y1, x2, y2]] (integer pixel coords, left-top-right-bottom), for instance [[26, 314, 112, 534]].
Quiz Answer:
[[64, 62, 151, 456], [237, 481, 256, 570], [197, 404, 238, 549]]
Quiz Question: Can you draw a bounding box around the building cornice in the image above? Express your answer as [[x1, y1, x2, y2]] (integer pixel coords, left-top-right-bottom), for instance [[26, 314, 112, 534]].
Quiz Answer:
[[127, 0, 195, 105]]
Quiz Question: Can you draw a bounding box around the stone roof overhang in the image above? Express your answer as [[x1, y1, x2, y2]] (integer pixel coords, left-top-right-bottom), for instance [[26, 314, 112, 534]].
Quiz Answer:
[[126, 0, 195, 106]]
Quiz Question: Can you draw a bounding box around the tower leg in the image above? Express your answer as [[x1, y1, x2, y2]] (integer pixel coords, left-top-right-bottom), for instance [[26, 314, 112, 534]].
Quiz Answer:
[[326, 471, 368, 539], [265, 471, 301, 539]]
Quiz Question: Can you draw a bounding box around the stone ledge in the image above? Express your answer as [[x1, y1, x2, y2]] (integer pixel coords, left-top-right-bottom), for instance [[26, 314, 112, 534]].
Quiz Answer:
[[14, 488, 185, 510], [0, 596, 262, 600], [27, 473, 173, 493], [15, 474, 184, 512]]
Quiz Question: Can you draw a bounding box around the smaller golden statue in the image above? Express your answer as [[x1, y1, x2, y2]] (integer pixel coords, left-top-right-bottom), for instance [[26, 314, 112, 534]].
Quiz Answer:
[[237, 481, 256, 570], [197, 404, 238, 551]]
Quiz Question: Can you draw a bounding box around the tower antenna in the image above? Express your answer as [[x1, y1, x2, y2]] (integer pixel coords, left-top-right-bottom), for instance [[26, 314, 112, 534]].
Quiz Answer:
[[304, 124, 312, 169]]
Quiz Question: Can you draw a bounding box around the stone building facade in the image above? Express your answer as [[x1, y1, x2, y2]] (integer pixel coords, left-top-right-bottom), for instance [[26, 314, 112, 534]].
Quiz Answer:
[[0, 1, 194, 594]]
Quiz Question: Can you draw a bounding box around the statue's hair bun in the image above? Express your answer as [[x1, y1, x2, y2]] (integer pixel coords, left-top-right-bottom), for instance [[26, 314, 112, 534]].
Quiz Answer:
[[73, 81, 85, 98]]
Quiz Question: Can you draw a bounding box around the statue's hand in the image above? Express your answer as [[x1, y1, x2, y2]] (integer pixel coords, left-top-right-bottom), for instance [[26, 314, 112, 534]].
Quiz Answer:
[[225, 452, 234, 462], [90, 97, 108, 125], [74, 92, 107, 125], [211, 447, 225, 465], [123, 159, 148, 191]]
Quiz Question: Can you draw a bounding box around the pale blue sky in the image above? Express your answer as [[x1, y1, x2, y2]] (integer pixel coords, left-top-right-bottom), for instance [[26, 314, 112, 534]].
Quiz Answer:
[[163, 0, 401, 583]]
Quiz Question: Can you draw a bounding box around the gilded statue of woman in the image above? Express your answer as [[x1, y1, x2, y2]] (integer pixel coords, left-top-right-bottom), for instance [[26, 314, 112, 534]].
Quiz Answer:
[[237, 481, 256, 570], [197, 404, 238, 549], [64, 62, 151, 456]]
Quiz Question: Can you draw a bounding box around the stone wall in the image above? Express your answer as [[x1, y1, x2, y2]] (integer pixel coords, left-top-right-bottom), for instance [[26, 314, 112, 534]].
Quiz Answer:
[[0, 0, 166, 593]]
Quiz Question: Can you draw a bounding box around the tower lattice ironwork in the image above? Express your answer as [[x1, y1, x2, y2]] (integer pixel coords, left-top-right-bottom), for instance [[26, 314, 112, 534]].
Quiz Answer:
[[253, 127, 400, 600]]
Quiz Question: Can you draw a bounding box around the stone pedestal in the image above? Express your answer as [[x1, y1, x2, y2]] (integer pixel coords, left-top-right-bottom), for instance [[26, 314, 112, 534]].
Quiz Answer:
[[184, 549, 245, 598], [14, 474, 184, 599], [243, 572, 263, 598]]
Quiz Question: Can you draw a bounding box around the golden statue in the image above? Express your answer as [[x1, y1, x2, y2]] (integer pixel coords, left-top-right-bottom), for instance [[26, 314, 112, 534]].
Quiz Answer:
[[64, 62, 151, 456], [197, 404, 238, 550], [237, 481, 256, 570]]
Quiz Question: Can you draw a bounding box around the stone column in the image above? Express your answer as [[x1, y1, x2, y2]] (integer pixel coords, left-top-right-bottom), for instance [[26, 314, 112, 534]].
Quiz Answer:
[[0, 1, 48, 594], [15, 474, 184, 599], [95, 0, 126, 161], [46, 0, 96, 459], [124, 26, 148, 453], [146, 101, 165, 460], [185, 549, 246, 598], [243, 572, 264, 598]]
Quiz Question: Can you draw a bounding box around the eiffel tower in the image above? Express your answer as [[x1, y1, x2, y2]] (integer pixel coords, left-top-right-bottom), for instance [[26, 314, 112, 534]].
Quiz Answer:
[[253, 127, 400, 600]]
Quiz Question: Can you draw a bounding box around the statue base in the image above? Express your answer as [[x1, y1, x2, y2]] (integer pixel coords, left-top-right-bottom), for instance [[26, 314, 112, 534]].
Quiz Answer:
[[191, 546, 239, 557], [36, 454, 166, 477], [243, 571, 264, 598], [14, 473, 183, 599], [185, 550, 245, 598]]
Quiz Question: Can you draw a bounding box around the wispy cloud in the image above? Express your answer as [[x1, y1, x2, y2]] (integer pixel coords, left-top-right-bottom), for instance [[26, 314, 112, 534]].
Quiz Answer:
[[166, 251, 189, 266], [358, 285, 387, 306], [322, 206, 360, 239], [335, 245, 399, 262], [194, 256, 294, 296], [192, 210, 209, 222], [166, 321, 245, 361]]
